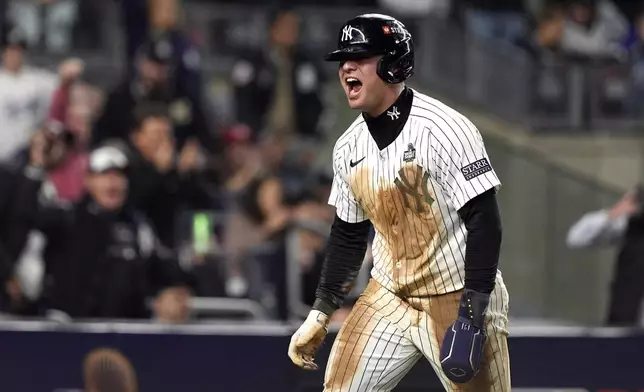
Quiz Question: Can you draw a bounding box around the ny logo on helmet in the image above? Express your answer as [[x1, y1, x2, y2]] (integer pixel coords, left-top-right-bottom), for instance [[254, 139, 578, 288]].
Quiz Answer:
[[342, 25, 353, 41], [341, 25, 365, 43]]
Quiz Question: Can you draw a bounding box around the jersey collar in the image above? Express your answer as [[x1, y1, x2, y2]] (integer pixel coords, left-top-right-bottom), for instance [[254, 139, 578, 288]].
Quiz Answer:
[[362, 87, 413, 151]]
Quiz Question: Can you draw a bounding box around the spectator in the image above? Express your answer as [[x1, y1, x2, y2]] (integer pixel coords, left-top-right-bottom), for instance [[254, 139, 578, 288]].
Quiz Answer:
[[6, 123, 88, 312], [0, 23, 58, 161], [566, 185, 644, 326], [532, 6, 565, 61], [148, 0, 202, 99], [222, 134, 292, 316], [559, 0, 629, 62], [220, 124, 261, 206], [230, 6, 327, 142], [41, 59, 89, 198], [83, 348, 139, 392], [92, 33, 213, 153], [115, 108, 213, 249], [11, 58, 88, 201], [14, 143, 191, 321], [120, 0, 202, 100], [5, 60, 96, 309], [0, 161, 38, 313]]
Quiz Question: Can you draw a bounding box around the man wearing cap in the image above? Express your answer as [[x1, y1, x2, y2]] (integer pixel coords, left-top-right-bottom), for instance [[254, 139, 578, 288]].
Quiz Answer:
[[93, 33, 213, 155], [231, 6, 327, 141], [13, 142, 190, 321]]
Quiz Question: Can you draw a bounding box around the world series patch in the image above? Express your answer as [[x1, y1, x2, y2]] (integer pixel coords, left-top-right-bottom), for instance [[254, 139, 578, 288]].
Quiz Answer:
[[461, 158, 492, 181], [403, 144, 416, 162]]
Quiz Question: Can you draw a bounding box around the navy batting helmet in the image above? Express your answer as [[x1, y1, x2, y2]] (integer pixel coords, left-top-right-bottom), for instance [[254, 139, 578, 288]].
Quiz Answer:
[[324, 13, 414, 84]]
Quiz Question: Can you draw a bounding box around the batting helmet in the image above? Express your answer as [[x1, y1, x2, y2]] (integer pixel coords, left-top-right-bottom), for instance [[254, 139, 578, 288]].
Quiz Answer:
[[324, 13, 414, 84]]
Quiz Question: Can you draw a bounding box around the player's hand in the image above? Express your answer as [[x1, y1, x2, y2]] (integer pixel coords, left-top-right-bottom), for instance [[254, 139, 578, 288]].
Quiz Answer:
[[288, 310, 329, 370], [439, 289, 489, 383]]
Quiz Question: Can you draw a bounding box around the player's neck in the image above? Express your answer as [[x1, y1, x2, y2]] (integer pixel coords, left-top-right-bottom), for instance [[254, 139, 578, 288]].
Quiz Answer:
[[365, 84, 405, 118]]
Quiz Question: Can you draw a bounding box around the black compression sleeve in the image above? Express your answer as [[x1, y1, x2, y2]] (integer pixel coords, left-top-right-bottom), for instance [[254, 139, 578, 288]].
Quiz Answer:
[[313, 215, 371, 315], [457, 189, 502, 294]]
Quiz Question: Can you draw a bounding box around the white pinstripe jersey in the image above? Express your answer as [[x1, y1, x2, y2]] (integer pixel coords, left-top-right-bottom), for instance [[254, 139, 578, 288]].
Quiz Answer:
[[328, 89, 501, 297]]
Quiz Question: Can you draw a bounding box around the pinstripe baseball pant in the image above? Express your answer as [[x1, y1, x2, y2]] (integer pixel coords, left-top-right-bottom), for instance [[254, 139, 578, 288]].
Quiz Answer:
[[323, 275, 510, 392]]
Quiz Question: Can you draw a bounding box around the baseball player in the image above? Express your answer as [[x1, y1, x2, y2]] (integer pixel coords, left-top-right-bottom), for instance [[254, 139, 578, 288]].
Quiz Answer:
[[287, 13, 510, 392]]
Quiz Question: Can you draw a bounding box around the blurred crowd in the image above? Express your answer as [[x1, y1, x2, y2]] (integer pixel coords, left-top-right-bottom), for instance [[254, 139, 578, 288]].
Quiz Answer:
[[0, 0, 347, 324], [458, 0, 644, 118], [0, 0, 642, 327]]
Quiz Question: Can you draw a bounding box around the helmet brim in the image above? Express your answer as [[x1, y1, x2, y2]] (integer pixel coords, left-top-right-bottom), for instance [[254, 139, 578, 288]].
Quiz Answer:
[[324, 47, 383, 62]]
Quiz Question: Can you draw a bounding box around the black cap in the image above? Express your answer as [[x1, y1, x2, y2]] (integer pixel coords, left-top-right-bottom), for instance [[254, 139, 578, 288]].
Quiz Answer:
[[138, 34, 174, 65]]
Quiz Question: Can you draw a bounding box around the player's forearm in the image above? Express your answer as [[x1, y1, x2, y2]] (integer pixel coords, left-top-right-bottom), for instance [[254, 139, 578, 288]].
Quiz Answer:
[[458, 189, 502, 294], [313, 215, 371, 316]]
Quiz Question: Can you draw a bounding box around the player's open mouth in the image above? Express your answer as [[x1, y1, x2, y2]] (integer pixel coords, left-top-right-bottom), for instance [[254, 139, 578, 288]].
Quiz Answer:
[[345, 77, 362, 98]]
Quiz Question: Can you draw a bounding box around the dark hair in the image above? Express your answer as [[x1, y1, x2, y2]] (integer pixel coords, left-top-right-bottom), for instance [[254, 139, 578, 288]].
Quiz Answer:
[[130, 104, 170, 133], [267, 3, 297, 28]]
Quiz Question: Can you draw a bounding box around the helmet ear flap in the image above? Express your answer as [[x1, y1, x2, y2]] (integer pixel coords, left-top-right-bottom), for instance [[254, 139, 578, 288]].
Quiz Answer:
[[376, 45, 414, 84], [376, 54, 396, 84]]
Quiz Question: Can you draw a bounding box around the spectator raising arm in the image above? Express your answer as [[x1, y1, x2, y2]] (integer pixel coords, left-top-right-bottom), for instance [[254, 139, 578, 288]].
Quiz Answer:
[[567, 189, 640, 248]]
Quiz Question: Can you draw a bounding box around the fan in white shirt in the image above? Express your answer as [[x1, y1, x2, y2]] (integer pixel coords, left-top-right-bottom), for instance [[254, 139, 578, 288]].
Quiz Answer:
[[0, 24, 58, 161]]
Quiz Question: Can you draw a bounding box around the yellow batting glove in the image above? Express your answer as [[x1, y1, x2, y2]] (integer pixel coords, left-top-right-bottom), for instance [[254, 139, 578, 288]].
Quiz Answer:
[[288, 310, 329, 370]]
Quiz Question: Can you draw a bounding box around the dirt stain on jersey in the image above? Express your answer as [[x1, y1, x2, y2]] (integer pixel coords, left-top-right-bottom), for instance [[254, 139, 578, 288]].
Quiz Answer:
[[350, 163, 447, 297]]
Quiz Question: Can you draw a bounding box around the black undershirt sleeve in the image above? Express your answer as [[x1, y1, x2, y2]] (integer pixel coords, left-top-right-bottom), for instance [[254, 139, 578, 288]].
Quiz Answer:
[[457, 189, 503, 294], [313, 215, 371, 316]]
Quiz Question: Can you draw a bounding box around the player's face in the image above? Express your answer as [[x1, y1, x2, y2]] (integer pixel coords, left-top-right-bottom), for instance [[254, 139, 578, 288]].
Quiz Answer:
[[338, 56, 388, 113]]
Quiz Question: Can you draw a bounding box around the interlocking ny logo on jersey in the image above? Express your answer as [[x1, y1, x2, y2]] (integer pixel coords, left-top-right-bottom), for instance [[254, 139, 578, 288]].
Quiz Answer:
[[394, 165, 434, 213], [387, 106, 400, 120]]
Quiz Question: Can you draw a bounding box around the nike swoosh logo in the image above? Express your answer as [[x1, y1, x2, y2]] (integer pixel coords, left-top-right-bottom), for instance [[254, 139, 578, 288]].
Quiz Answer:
[[349, 157, 365, 168]]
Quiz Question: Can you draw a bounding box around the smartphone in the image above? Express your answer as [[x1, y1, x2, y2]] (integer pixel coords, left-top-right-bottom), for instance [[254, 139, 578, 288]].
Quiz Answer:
[[192, 212, 213, 256]]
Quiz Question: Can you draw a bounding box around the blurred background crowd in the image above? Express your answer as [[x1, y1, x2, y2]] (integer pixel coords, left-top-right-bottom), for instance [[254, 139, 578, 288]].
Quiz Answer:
[[0, 0, 642, 330]]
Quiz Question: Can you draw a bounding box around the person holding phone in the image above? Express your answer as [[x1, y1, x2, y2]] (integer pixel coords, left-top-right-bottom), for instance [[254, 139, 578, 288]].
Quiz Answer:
[[567, 184, 644, 326]]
